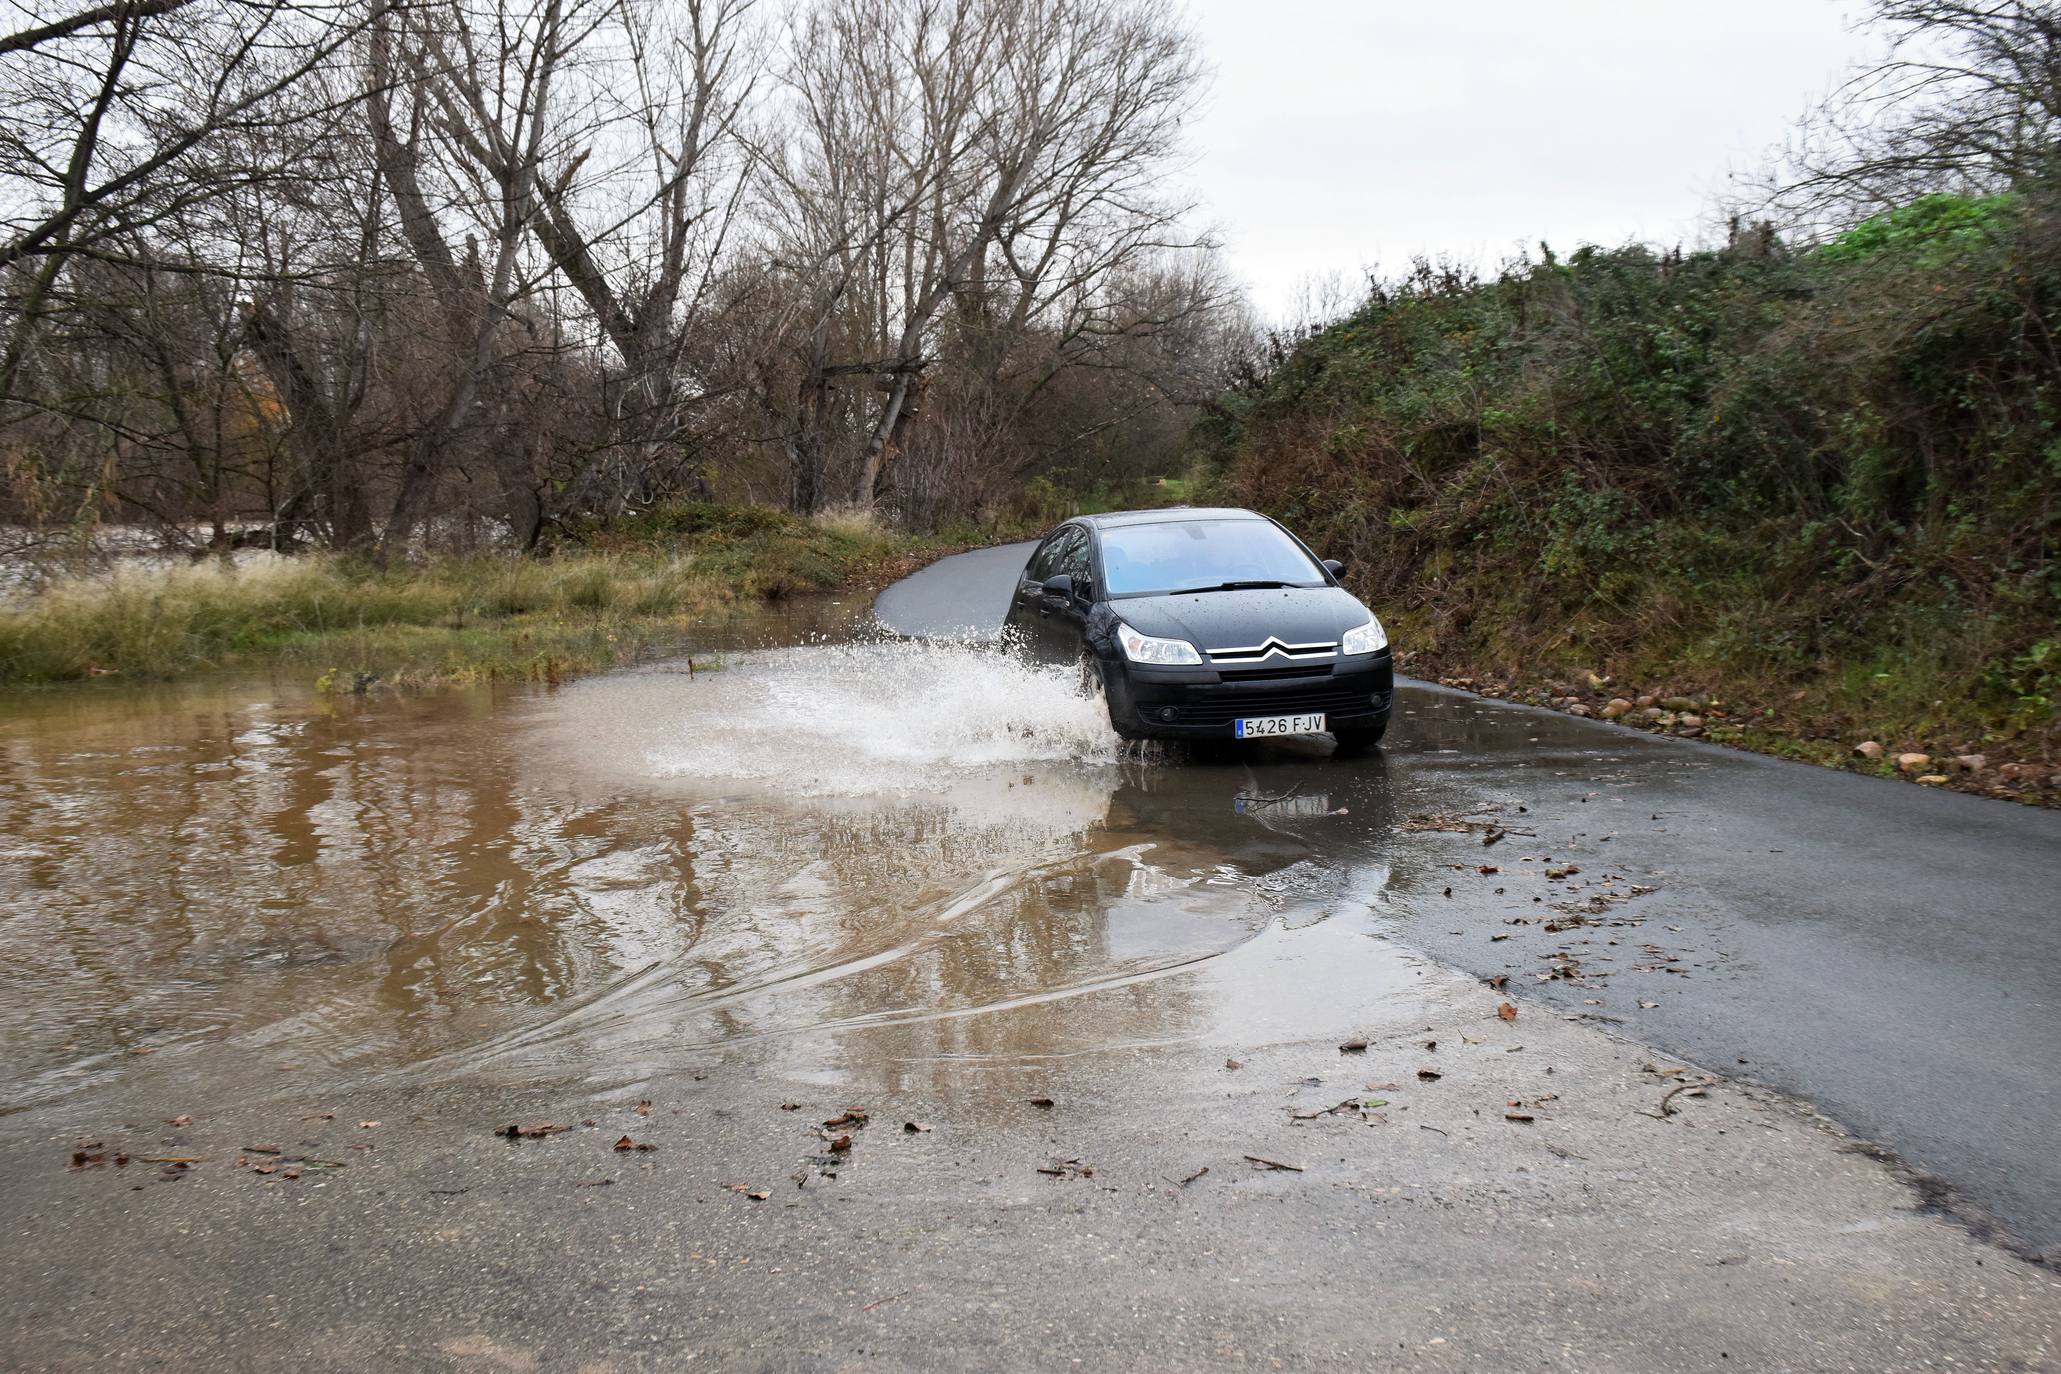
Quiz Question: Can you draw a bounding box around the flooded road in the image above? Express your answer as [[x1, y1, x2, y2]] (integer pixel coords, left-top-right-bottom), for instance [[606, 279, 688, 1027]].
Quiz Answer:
[[0, 604, 1440, 1121], [7, 556, 2061, 1265], [5, 549, 2061, 1369]]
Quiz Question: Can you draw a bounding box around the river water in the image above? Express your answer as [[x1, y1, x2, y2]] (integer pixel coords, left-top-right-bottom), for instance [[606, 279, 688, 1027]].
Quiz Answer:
[[0, 593, 1548, 1120]]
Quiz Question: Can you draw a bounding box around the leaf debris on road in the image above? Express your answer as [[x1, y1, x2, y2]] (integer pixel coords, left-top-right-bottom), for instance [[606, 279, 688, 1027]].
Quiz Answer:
[[1244, 1154, 1304, 1172]]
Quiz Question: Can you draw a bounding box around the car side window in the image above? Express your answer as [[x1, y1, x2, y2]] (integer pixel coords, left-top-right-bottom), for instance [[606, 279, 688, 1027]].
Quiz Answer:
[[1059, 528, 1092, 582], [1028, 531, 1069, 582]]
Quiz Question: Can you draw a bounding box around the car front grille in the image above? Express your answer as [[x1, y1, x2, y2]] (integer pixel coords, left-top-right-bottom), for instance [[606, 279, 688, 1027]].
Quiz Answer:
[[1153, 686, 1390, 727], [1215, 663, 1333, 682]]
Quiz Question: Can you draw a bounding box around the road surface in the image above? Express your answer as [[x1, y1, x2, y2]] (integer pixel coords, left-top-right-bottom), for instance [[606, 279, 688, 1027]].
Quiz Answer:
[[879, 541, 2061, 1263], [0, 545, 2056, 1372]]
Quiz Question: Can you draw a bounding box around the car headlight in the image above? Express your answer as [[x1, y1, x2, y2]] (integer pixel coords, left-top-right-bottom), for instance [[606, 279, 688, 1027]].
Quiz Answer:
[[1341, 617, 1388, 655], [1116, 621, 1203, 665]]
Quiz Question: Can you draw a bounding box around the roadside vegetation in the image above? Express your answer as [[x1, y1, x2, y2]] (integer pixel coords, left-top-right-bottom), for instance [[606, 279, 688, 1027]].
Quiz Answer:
[[0, 505, 965, 688], [1198, 189, 2060, 802]]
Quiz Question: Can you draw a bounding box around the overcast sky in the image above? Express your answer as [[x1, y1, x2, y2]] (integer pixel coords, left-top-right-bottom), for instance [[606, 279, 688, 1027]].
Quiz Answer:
[[1182, 1, 1885, 318]]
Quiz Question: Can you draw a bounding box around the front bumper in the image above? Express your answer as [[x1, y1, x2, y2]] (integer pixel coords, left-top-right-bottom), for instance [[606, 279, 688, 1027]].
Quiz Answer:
[[1103, 651, 1394, 739]]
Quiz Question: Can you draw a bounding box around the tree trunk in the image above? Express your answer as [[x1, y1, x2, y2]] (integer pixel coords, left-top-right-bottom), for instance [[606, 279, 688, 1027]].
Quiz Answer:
[[854, 370, 914, 506]]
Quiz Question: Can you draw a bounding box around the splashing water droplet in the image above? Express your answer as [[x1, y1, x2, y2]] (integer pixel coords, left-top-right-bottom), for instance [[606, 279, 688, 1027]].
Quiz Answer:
[[617, 639, 1123, 796]]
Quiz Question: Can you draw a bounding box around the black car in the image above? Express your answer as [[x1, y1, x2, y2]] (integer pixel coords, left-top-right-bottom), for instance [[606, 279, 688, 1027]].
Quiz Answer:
[[1003, 507, 1393, 747]]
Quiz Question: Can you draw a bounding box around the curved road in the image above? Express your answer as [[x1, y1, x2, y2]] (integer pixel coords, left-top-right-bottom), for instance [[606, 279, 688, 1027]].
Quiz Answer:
[[881, 542, 2061, 1263]]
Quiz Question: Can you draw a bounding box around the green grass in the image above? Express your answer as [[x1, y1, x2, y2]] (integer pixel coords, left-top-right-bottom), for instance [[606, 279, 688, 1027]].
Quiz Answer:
[[0, 505, 957, 688]]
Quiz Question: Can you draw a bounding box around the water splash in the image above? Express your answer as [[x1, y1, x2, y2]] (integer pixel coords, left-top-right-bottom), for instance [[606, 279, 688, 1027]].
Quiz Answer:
[[606, 637, 1122, 797]]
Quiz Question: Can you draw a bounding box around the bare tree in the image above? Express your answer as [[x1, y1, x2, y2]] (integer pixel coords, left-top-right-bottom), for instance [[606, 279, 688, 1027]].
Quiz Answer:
[[1768, 0, 2061, 229], [0, 0, 1237, 554], [775, 0, 1204, 510], [0, 0, 370, 407]]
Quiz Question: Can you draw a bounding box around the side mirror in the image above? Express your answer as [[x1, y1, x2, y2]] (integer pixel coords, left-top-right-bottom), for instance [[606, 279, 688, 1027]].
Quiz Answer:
[[1322, 559, 1346, 578], [1041, 573, 1074, 598]]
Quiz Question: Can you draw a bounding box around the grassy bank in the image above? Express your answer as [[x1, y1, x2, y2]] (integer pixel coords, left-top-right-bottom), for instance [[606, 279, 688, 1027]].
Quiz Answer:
[[0, 504, 966, 688], [1197, 193, 2061, 805]]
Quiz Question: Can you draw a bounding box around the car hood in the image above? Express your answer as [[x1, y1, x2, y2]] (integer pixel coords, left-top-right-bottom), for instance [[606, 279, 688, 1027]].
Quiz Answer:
[[1108, 585, 1371, 653]]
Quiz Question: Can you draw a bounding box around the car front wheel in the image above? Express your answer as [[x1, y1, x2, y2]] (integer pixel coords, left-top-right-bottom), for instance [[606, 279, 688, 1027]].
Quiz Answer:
[[1331, 719, 1388, 753], [1078, 654, 1144, 740]]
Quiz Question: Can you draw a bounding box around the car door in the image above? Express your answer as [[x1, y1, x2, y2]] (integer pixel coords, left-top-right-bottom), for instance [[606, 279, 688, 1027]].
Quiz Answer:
[[1009, 529, 1071, 658], [1043, 527, 1096, 663]]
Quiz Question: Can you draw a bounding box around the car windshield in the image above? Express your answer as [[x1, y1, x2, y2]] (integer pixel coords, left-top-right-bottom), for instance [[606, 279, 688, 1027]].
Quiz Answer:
[[1098, 519, 1325, 597]]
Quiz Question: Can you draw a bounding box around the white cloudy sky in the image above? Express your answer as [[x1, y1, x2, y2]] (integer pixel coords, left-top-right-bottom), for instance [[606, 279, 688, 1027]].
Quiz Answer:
[[1181, 1, 1886, 318]]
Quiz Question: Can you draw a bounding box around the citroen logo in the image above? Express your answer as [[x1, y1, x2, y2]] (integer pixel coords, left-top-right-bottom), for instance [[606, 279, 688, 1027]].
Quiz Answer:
[[1207, 637, 1336, 662]]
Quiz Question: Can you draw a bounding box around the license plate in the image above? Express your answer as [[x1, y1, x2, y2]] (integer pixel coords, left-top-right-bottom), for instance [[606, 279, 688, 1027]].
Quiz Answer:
[[1234, 712, 1325, 739]]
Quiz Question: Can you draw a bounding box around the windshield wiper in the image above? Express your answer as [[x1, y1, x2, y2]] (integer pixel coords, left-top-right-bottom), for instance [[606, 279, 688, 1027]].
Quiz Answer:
[[1163, 579, 1300, 594], [1149, 578, 1319, 596]]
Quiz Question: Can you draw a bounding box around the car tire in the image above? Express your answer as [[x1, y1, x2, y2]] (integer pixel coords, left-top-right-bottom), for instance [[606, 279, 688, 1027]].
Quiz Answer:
[[1331, 719, 1388, 753], [1079, 654, 1144, 740]]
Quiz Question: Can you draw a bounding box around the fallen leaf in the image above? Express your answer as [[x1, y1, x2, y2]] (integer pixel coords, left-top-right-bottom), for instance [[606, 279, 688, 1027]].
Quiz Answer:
[[634, 1100, 652, 1117], [902, 1121, 931, 1134], [823, 1109, 869, 1128], [164, 1114, 193, 1128], [1338, 1038, 1369, 1053], [613, 1135, 656, 1152], [1497, 1002, 1518, 1022], [499, 1123, 566, 1140], [826, 1134, 852, 1153], [779, 1102, 802, 1111], [75, 1136, 102, 1151], [1638, 999, 1659, 1010], [70, 1150, 107, 1168], [746, 1190, 769, 1200], [1416, 1067, 1442, 1081], [113, 1152, 129, 1167], [1026, 1097, 1055, 1109], [1505, 1111, 1535, 1123], [1223, 1058, 1243, 1071], [357, 1120, 380, 1129], [1477, 865, 1499, 876], [1486, 975, 1508, 990]]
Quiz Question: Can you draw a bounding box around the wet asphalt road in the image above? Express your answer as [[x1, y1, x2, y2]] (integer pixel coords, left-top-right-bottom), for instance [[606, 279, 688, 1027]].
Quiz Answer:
[[880, 541, 2061, 1262], [6, 548, 2061, 1371]]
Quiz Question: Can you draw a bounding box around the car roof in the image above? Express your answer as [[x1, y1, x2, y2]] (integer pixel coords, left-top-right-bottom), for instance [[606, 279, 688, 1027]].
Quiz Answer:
[[1081, 506, 1264, 530]]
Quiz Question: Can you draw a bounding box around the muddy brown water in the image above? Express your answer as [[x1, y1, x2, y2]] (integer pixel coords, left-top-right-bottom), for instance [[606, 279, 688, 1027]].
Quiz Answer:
[[0, 597, 1528, 1119]]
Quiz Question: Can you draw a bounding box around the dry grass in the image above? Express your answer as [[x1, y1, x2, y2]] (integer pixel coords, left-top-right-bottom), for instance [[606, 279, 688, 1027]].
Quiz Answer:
[[0, 505, 952, 687]]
